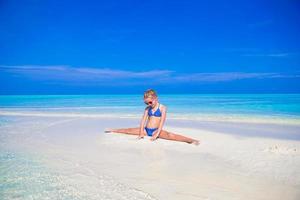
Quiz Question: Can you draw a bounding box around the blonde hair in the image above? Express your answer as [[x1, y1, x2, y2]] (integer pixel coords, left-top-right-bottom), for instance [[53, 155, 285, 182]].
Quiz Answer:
[[144, 89, 157, 98]]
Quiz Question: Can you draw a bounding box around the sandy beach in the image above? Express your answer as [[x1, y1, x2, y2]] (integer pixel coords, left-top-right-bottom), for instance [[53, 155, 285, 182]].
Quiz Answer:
[[1, 115, 300, 200]]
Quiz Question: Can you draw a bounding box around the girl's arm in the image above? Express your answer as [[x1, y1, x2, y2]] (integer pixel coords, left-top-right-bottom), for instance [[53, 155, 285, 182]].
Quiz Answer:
[[138, 107, 149, 138], [151, 106, 167, 140]]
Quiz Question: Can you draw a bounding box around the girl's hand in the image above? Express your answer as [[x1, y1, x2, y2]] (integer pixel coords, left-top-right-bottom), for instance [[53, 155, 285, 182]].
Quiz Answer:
[[150, 131, 159, 141], [150, 136, 158, 141], [137, 135, 144, 139]]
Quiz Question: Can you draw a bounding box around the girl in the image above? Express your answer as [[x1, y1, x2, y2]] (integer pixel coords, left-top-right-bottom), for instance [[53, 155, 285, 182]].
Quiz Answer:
[[105, 89, 200, 145]]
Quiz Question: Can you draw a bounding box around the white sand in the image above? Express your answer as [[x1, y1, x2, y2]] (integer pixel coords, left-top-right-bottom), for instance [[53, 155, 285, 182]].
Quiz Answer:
[[2, 116, 300, 200]]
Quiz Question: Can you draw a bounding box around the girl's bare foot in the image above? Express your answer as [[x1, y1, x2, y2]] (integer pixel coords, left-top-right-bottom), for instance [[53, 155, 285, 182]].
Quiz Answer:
[[104, 128, 114, 133], [191, 140, 200, 145]]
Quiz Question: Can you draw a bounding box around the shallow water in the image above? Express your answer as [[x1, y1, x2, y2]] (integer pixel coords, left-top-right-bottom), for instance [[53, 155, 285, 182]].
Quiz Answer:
[[0, 151, 158, 200]]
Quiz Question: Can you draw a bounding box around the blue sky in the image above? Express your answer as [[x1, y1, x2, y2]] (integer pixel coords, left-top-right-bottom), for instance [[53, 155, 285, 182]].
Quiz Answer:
[[0, 0, 299, 94]]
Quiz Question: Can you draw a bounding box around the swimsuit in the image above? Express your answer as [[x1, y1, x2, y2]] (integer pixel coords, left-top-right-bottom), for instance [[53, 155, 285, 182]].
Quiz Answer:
[[145, 104, 162, 136], [148, 103, 162, 117], [145, 127, 158, 136]]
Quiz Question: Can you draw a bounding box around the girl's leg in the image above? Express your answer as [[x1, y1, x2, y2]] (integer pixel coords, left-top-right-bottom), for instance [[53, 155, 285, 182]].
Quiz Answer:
[[105, 127, 145, 136], [158, 130, 200, 145]]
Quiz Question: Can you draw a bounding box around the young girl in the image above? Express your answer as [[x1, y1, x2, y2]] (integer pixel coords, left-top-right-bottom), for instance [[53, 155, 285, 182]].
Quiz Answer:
[[105, 89, 200, 145]]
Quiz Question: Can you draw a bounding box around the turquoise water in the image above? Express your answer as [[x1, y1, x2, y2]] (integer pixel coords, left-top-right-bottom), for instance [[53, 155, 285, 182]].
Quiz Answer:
[[0, 94, 300, 123]]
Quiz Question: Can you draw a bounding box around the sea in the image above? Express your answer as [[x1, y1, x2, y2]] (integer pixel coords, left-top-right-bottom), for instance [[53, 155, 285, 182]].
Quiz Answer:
[[0, 94, 300, 124]]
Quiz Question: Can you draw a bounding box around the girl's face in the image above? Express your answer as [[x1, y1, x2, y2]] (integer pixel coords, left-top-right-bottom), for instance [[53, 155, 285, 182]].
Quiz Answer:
[[144, 96, 157, 107]]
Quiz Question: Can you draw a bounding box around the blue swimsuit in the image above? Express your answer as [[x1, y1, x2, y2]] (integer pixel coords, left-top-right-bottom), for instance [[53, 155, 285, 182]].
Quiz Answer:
[[145, 104, 162, 136]]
